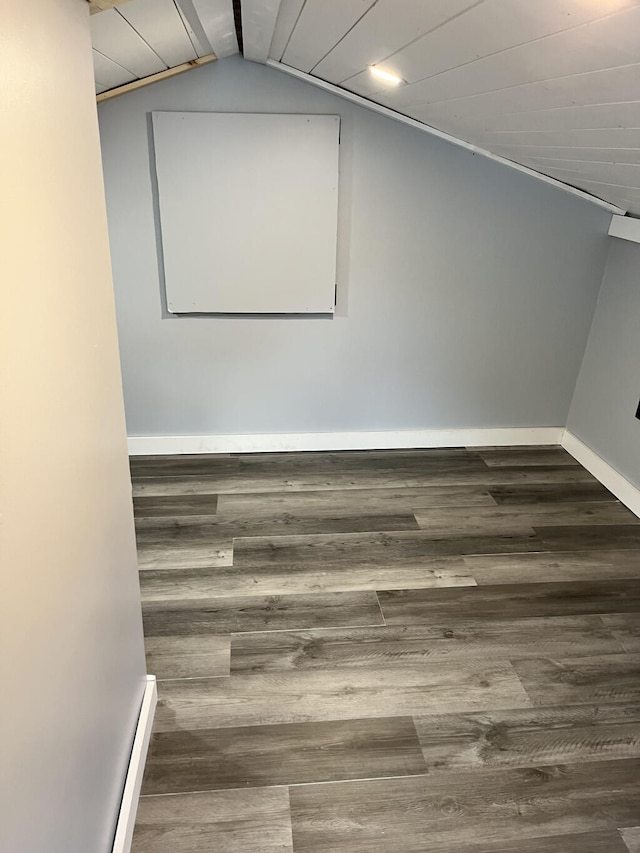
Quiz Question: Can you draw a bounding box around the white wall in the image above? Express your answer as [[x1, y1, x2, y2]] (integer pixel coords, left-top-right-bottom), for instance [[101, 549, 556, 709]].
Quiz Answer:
[[0, 2, 147, 851], [568, 238, 640, 488], [99, 55, 613, 439]]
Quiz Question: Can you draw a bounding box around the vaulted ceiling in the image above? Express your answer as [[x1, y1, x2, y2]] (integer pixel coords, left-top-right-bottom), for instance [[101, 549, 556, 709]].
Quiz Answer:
[[90, 0, 237, 93], [91, 0, 640, 216]]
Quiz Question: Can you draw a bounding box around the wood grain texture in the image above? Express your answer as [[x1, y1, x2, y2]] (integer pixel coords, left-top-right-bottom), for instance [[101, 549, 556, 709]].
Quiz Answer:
[[136, 449, 492, 496], [152, 661, 530, 731], [394, 832, 630, 853], [131, 465, 598, 496], [130, 454, 236, 477], [142, 591, 384, 636], [134, 494, 219, 519], [144, 635, 230, 680], [414, 501, 638, 535], [217, 485, 499, 516], [233, 530, 549, 570], [230, 616, 624, 673], [601, 614, 640, 652], [488, 482, 616, 504], [136, 527, 233, 570], [235, 448, 484, 471], [132, 787, 293, 853], [378, 580, 640, 623], [414, 702, 640, 771], [465, 550, 640, 585], [512, 654, 640, 706], [139, 560, 476, 600], [133, 476, 232, 497], [477, 448, 579, 467], [535, 524, 640, 551], [236, 449, 479, 464], [141, 716, 427, 794], [135, 511, 420, 536], [289, 760, 640, 853], [130, 446, 640, 851]]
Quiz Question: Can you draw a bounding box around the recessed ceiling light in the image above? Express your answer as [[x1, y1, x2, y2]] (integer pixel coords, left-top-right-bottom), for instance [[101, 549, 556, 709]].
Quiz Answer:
[[369, 66, 404, 85]]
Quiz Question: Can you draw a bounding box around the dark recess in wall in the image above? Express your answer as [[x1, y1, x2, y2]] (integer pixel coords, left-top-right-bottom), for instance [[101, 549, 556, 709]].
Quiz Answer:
[[635, 397, 640, 420], [233, 0, 244, 55]]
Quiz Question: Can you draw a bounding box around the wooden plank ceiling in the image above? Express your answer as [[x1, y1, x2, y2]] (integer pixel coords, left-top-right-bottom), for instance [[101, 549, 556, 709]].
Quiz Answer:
[[90, 0, 238, 95], [90, 0, 640, 215], [255, 0, 640, 216]]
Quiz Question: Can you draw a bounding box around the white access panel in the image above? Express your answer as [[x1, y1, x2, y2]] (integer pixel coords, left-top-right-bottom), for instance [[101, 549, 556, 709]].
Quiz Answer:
[[151, 111, 340, 314]]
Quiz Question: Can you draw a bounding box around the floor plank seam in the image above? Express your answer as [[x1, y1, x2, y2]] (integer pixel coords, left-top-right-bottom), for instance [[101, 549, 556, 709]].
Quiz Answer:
[[130, 446, 640, 853]]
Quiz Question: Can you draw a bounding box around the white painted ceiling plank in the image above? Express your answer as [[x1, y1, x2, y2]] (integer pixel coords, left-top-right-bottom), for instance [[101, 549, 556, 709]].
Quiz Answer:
[[345, 0, 640, 97], [362, 110, 640, 185], [518, 158, 640, 187], [486, 102, 640, 133], [242, 0, 282, 63], [385, 6, 640, 109], [92, 49, 137, 89], [189, 0, 238, 58], [439, 131, 640, 201], [534, 172, 640, 195], [282, 0, 377, 73], [476, 128, 640, 149], [493, 146, 640, 165], [537, 178, 634, 212], [118, 0, 197, 67], [402, 0, 640, 83], [312, 0, 480, 85], [90, 8, 167, 77], [269, 0, 305, 62], [529, 173, 640, 213], [267, 59, 624, 215], [614, 196, 640, 212], [535, 174, 638, 211], [606, 196, 640, 212], [408, 64, 640, 124]]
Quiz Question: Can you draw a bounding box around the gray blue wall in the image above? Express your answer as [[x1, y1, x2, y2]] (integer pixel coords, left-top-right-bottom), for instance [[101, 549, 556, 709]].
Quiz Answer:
[[98, 55, 612, 437], [568, 238, 640, 488]]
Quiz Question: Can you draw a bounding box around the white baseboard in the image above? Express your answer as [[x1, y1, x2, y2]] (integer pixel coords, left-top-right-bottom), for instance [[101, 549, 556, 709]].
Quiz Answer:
[[562, 430, 640, 519], [112, 675, 157, 853], [127, 427, 564, 456]]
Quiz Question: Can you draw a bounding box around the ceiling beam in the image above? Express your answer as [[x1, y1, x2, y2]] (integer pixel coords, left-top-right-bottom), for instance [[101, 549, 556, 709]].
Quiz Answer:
[[96, 54, 216, 102], [609, 215, 640, 244], [242, 0, 282, 63], [88, 0, 131, 14], [187, 0, 239, 59]]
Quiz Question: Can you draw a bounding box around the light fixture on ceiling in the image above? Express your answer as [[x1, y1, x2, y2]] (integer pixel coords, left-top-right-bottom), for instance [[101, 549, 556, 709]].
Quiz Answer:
[[369, 66, 404, 85]]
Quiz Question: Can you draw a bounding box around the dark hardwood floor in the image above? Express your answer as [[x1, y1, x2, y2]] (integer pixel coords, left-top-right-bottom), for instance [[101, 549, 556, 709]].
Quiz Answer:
[[130, 445, 640, 853]]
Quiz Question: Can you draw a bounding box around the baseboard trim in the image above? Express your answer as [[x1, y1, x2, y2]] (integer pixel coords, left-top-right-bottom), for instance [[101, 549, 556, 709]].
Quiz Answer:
[[112, 675, 157, 853], [562, 430, 640, 519], [127, 427, 564, 455]]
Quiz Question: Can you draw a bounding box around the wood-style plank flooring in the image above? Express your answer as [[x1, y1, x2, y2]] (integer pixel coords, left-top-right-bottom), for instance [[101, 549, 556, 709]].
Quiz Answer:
[[130, 446, 640, 853]]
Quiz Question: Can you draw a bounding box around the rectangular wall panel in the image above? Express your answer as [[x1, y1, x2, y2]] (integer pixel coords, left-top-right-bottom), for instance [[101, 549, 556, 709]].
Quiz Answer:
[[152, 111, 340, 314]]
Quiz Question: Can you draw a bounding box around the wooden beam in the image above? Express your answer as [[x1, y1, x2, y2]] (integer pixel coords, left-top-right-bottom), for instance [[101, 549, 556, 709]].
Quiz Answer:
[[608, 214, 640, 244], [88, 0, 131, 14], [96, 54, 216, 102], [242, 0, 281, 62]]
